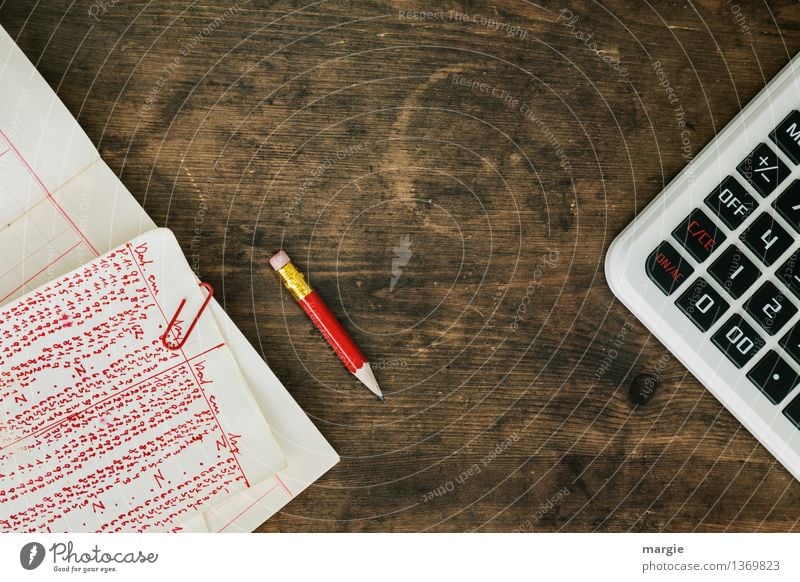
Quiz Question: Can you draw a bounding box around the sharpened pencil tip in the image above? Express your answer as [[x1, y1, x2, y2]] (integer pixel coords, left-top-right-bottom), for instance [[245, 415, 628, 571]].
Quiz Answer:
[[354, 363, 384, 400]]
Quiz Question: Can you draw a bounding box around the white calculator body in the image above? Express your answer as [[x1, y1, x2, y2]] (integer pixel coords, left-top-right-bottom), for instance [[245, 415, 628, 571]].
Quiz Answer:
[[606, 53, 800, 481]]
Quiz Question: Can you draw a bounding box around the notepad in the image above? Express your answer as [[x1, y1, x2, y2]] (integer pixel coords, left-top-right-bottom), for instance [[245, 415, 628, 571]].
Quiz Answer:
[[0, 229, 287, 532], [0, 25, 339, 532]]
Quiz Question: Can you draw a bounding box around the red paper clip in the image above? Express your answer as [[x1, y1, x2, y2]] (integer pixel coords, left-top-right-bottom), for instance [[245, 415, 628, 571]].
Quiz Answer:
[[161, 282, 214, 351]]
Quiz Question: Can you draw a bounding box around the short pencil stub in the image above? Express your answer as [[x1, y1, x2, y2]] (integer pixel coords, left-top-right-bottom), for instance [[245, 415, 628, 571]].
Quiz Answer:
[[270, 250, 291, 271]]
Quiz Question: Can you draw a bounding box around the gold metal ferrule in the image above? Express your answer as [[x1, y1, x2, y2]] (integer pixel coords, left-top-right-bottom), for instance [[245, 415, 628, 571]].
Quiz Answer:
[[276, 261, 313, 301]]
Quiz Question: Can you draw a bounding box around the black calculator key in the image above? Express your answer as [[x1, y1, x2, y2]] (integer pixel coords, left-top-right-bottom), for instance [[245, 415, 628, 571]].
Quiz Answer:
[[737, 142, 790, 197], [769, 110, 800, 164], [645, 241, 694, 295], [744, 281, 797, 335], [672, 209, 726, 262], [748, 351, 800, 404], [712, 315, 766, 368], [773, 180, 800, 232], [778, 251, 800, 299], [704, 176, 757, 229], [675, 278, 729, 332], [783, 393, 800, 429], [740, 213, 793, 266], [779, 322, 800, 366], [708, 245, 762, 299]]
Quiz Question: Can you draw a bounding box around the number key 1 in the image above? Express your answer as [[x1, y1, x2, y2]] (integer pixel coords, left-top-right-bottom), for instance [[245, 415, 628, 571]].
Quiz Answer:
[[745, 281, 798, 336], [708, 245, 762, 299]]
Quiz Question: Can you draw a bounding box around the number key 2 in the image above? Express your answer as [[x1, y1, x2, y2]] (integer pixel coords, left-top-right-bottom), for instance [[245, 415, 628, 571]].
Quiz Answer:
[[745, 281, 798, 336]]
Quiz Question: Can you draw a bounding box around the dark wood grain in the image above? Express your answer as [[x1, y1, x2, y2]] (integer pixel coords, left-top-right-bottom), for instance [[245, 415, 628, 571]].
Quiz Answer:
[[3, 0, 800, 532]]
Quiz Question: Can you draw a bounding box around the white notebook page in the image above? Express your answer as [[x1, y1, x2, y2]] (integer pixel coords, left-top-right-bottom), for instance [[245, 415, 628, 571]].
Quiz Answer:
[[0, 229, 286, 532]]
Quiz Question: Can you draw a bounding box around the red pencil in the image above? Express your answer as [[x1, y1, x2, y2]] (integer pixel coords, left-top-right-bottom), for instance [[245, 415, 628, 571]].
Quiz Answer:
[[270, 250, 384, 400]]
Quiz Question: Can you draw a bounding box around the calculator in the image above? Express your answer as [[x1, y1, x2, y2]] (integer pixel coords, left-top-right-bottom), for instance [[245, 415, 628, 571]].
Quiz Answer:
[[606, 53, 800, 481]]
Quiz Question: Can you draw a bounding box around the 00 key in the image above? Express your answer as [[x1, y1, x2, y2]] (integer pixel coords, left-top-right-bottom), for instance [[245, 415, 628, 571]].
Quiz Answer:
[[712, 315, 766, 368]]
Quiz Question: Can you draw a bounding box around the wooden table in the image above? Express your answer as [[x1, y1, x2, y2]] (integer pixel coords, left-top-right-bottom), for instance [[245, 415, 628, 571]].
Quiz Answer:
[[3, 0, 800, 532]]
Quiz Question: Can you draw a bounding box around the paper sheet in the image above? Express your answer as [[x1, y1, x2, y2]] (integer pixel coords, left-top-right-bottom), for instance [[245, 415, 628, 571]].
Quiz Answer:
[[0, 25, 339, 532], [0, 229, 286, 532]]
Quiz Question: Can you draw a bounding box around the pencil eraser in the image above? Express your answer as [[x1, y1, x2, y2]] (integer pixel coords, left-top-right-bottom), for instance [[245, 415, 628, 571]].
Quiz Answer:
[[270, 250, 291, 271]]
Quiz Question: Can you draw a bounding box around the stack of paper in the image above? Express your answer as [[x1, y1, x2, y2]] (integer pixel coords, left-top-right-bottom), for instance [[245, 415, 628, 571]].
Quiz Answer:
[[0, 25, 338, 532]]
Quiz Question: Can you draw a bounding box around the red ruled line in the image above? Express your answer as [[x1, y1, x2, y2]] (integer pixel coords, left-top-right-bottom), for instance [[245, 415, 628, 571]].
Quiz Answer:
[[274, 474, 293, 497], [216, 483, 280, 533], [124, 243, 251, 487], [0, 129, 99, 257], [0, 227, 70, 280], [0, 342, 225, 452], [0, 240, 81, 303]]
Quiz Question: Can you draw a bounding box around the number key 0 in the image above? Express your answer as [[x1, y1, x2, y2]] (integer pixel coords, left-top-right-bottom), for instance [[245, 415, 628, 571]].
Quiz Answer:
[[675, 277, 730, 332]]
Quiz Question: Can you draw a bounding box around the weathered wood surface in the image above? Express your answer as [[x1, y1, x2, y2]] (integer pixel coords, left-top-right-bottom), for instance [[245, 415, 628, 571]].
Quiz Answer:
[[3, 0, 800, 531]]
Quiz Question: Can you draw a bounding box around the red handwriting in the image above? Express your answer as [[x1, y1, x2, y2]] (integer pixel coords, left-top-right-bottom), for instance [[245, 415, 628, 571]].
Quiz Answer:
[[0, 242, 245, 532]]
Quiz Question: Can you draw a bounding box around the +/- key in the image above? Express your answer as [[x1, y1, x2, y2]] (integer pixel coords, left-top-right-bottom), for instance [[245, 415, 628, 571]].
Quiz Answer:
[[737, 142, 790, 197]]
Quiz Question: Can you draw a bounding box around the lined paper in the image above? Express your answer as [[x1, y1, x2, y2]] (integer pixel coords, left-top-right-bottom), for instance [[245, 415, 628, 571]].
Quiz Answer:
[[0, 229, 286, 532]]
